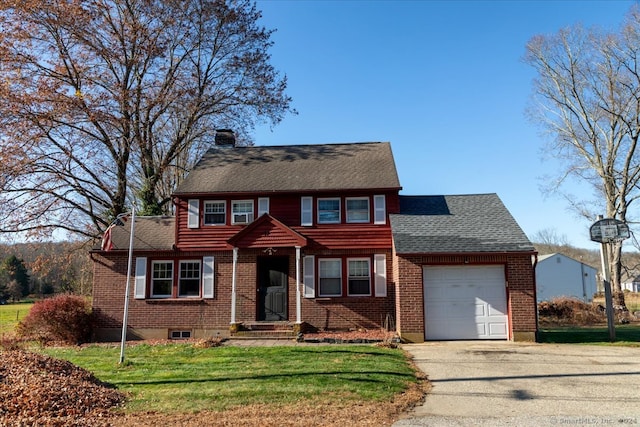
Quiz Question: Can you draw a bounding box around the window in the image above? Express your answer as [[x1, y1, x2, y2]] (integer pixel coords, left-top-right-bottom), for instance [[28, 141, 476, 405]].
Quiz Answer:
[[318, 259, 342, 296], [170, 330, 192, 339], [204, 201, 226, 225], [179, 260, 201, 297], [151, 261, 173, 298], [346, 197, 369, 223], [318, 198, 340, 224], [348, 258, 371, 296], [232, 200, 254, 224]]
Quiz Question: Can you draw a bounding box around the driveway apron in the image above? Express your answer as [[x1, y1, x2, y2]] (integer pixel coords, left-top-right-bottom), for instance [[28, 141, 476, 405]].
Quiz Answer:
[[395, 341, 640, 426]]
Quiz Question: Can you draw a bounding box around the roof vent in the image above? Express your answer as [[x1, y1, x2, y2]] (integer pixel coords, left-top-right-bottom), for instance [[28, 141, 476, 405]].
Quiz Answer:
[[215, 129, 235, 147]]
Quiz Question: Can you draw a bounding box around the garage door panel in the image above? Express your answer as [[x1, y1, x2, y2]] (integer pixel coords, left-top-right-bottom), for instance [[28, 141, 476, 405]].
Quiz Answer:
[[424, 265, 508, 340]]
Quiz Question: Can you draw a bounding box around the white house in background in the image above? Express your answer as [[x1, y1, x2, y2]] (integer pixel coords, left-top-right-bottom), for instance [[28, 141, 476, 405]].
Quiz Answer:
[[622, 275, 640, 292], [536, 253, 598, 303]]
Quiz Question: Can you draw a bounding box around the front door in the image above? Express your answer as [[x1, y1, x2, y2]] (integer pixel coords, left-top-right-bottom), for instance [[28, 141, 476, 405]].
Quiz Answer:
[[257, 257, 288, 321]]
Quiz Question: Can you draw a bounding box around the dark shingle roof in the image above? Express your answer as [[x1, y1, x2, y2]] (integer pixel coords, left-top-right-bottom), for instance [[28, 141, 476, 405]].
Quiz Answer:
[[95, 216, 175, 251], [173, 142, 401, 194], [390, 194, 534, 254]]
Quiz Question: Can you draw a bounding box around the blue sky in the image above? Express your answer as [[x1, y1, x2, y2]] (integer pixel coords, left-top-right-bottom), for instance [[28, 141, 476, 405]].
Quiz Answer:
[[252, 0, 638, 249]]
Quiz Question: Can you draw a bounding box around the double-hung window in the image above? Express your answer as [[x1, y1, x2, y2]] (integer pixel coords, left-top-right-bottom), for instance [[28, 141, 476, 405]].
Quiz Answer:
[[318, 259, 342, 296], [179, 260, 201, 297], [318, 198, 340, 224], [348, 258, 371, 296], [346, 197, 370, 223], [204, 201, 226, 225], [232, 200, 254, 224], [151, 261, 173, 298]]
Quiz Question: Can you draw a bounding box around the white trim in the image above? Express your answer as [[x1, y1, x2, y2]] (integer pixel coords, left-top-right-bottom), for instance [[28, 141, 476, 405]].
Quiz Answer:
[[231, 200, 254, 224], [151, 260, 173, 298], [347, 257, 371, 296], [346, 197, 370, 223], [374, 254, 387, 297], [374, 195, 386, 224], [178, 259, 202, 298], [202, 256, 215, 298], [296, 247, 302, 323], [134, 257, 147, 299], [188, 199, 200, 228], [301, 196, 313, 226], [303, 255, 315, 298], [318, 258, 342, 297], [317, 198, 341, 224], [258, 197, 270, 217], [203, 200, 226, 225]]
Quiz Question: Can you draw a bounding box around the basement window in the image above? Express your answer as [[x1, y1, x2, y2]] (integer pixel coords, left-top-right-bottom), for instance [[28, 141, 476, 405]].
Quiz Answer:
[[170, 330, 192, 340]]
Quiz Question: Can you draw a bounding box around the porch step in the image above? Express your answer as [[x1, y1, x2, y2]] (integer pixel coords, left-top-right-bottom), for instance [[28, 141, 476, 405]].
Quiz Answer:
[[231, 322, 298, 340]]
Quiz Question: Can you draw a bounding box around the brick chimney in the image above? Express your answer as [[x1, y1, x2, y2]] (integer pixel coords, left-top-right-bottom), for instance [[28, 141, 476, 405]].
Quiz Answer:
[[214, 129, 235, 147]]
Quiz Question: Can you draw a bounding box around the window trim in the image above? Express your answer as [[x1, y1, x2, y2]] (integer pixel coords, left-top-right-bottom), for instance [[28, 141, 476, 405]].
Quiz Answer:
[[203, 200, 226, 226], [151, 260, 173, 298], [346, 197, 370, 223], [347, 257, 372, 296], [318, 258, 343, 297], [178, 259, 202, 298], [317, 198, 341, 224], [231, 199, 254, 224]]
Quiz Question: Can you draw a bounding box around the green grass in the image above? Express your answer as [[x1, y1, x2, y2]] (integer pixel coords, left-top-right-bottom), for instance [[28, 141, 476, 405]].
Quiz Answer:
[[0, 302, 33, 335], [42, 343, 417, 413], [539, 324, 640, 345]]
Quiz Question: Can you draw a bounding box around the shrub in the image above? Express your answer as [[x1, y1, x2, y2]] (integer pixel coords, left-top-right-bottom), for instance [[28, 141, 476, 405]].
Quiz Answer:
[[16, 294, 93, 344], [538, 297, 606, 326]]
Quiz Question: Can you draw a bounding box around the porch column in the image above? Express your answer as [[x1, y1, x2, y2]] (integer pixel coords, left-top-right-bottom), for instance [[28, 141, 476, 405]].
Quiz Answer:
[[295, 246, 301, 324], [231, 247, 238, 325]]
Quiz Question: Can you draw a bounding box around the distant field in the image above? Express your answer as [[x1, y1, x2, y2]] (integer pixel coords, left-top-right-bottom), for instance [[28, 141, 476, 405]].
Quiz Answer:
[[0, 303, 33, 335], [593, 292, 640, 312]]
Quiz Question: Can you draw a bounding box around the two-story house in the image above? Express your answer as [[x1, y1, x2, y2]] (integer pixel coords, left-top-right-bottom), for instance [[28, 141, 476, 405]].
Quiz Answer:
[[91, 133, 538, 342]]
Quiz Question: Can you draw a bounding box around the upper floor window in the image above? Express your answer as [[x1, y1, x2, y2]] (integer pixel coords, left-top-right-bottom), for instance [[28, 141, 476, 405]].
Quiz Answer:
[[347, 258, 371, 296], [179, 260, 201, 297], [346, 197, 370, 223], [232, 200, 254, 224], [318, 198, 340, 224], [151, 261, 173, 298], [204, 201, 226, 225]]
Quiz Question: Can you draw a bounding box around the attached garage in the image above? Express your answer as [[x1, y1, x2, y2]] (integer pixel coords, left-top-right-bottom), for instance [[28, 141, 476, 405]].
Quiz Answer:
[[423, 265, 508, 340], [390, 194, 538, 343]]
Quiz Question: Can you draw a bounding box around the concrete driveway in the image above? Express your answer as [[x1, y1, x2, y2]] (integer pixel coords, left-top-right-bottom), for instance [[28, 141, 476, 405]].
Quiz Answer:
[[394, 341, 640, 426]]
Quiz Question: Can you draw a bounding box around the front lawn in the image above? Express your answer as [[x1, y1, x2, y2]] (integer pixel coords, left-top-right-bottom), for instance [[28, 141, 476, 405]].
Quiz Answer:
[[42, 342, 424, 424], [538, 324, 640, 345]]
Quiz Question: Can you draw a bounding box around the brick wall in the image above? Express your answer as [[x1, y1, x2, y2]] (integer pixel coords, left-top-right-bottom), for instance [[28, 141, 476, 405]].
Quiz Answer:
[[92, 247, 396, 340]]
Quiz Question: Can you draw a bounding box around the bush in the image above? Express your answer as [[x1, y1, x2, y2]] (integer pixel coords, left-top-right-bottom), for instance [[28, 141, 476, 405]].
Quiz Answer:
[[538, 297, 606, 326], [16, 295, 93, 344]]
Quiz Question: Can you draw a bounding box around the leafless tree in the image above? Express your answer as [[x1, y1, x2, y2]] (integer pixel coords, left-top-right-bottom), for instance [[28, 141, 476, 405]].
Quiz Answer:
[[524, 6, 640, 308], [0, 0, 293, 239]]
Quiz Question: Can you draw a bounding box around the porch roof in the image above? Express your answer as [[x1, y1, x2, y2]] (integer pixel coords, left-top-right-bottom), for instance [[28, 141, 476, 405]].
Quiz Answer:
[[228, 214, 308, 249]]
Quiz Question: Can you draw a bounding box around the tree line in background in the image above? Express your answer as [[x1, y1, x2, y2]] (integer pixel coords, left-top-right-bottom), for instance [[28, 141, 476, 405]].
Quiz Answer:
[[0, 242, 92, 302]]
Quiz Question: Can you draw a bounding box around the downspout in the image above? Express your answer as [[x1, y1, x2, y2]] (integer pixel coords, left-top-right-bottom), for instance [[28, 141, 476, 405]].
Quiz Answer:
[[295, 246, 301, 324], [532, 253, 539, 342], [231, 247, 238, 325]]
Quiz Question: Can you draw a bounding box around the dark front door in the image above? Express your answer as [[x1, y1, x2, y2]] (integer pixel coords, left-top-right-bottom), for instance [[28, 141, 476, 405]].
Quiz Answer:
[[257, 257, 288, 321]]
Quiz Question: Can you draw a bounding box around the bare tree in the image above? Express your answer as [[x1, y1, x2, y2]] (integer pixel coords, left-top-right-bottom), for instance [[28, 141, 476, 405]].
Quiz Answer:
[[0, 0, 293, 238], [524, 6, 640, 308]]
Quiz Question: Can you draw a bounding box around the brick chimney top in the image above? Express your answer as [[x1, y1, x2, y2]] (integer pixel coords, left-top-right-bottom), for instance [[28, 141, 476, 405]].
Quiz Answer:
[[214, 129, 235, 146]]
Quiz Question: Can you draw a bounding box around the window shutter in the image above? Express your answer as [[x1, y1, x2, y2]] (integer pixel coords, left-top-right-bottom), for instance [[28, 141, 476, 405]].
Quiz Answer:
[[374, 195, 386, 224], [202, 256, 215, 298], [374, 254, 387, 297], [134, 257, 147, 299], [258, 197, 270, 217], [301, 197, 313, 226], [188, 199, 200, 228], [303, 255, 315, 298]]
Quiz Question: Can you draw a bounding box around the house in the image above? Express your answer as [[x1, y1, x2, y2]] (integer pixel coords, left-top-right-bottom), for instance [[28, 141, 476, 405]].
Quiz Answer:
[[535, 253, 598, 303], [91, 135, 538, 342], [621, 274, 640, 292]]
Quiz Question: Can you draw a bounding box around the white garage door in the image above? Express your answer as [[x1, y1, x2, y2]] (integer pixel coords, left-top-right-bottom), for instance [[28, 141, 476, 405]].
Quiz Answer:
[[423, 265, 508, 340]]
